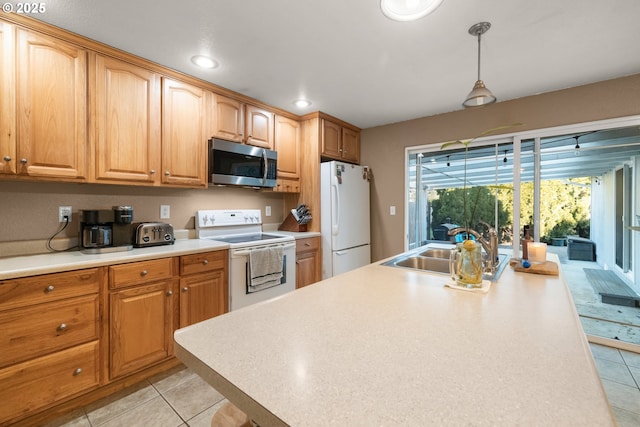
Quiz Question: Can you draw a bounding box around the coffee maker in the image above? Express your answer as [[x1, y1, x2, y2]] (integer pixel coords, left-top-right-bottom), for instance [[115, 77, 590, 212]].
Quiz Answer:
[[80, 206, 134, 253]]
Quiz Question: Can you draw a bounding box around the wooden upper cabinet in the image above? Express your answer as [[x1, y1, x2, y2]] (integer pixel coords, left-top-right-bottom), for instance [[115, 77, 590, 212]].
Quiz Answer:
[[341, 126, 360, 164], [245, 104, 274, 149], [321, 118, 360, 164], [0, 22, 15, 175], [321, 119, 342, 159], [274, 115, 300, 179], [16, 29, 88, 179], [212, 94, 243, 142], [212, 94, 274, 148], [92, 55, 161, 184], [161, 78, 209, 187]]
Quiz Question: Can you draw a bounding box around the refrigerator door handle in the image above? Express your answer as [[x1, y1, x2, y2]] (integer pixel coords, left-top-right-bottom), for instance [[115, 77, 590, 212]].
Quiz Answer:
[[331, 175, 340, 236], [335, 251, 347, 255]]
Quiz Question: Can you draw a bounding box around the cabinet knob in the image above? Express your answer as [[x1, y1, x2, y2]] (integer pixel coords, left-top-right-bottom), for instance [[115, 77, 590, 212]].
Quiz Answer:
[[305, 243, 311, 246], [182, 287, 188, 292], [73, 368, 83, 376], [3, 155, 10, 161], [20, 158, 27, 164], [45, 285, 55, 293], [140, 270, 148, 276], [203, 259, 209, 265], [57, 323, 67, 331], [150, 169, 155, 174], [166, 290, 173, 296], [164, 171, 170, 176]]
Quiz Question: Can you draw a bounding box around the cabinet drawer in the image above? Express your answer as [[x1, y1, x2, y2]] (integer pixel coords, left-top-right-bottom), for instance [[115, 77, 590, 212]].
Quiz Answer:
[[0, 268, 100, 311], [0, 294, 99, 368], [0, 340, 99, 425], [180, 250, 227, 276], [109, 258, 174, 289], [296, 237, 320, 253]]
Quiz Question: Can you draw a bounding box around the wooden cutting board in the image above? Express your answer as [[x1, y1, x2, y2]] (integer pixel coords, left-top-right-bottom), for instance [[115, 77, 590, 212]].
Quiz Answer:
[[510, 258, 559, 276]]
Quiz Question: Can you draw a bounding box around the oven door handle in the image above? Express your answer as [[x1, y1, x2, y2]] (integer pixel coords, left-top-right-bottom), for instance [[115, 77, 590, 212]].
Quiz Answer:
[[231, 243, 296, 258]]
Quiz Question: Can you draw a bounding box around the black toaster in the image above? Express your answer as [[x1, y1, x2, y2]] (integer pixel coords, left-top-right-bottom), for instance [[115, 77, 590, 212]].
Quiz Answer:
[[133, 222, 175, 247]]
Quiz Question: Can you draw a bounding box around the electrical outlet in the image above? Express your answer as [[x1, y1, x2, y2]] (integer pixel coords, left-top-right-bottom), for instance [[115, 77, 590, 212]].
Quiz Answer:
[[59, 206, 72, 223], [390, 206, 396, 216], [265, 206, 271, 217], [160, 204, 170, 219]]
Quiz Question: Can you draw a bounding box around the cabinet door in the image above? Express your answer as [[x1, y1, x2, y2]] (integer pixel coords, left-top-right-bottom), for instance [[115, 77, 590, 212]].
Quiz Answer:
[[245, 104, 274, 149], [296, 237, 321, 288], [161, 78, 209, 187], [17, 29, 87, 179], [213, 94, 243, 142], [321, 119, 342, 159], [341, 127, 360, 164], [110, 281, 173, 379], [179, 270, 228, 328], [274, 115, 300, 179], [0, 22, 15, 175], [94, 55, 161, 184]]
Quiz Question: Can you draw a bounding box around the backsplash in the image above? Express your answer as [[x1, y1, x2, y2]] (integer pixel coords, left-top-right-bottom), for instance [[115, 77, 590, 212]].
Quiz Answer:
[[0, 181, 286, 255]]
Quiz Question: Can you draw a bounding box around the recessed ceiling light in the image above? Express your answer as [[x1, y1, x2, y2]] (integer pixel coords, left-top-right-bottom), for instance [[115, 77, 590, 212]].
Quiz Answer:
[[294, 99, 312, 108], [191, 55, 218, 69], [380, 0, 444, 21]]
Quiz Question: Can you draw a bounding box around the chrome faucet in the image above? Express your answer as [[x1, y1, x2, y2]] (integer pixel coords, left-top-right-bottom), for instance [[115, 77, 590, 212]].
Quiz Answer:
[[448, 221, 499, 274]]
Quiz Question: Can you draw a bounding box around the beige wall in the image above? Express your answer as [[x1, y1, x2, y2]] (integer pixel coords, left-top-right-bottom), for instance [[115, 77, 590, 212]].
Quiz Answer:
[[361, 74, 640, 262], [0, 181, 286, 244]]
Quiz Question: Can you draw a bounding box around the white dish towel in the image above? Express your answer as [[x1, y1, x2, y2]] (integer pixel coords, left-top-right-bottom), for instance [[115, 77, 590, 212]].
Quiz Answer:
[[248, 246, 284, 291]]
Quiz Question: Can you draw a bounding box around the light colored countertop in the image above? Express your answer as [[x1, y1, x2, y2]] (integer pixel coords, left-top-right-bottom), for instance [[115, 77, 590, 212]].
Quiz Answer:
[[174, 253, 615, 426], [0, 239, 229, 280]]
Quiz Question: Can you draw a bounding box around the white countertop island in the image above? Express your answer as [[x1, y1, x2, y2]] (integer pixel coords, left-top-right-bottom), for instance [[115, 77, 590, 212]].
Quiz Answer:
[[174, 254, 615, 426]]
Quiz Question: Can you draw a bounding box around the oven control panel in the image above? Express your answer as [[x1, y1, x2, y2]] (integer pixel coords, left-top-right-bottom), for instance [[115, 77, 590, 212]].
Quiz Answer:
[[196, 209, 262, 228]]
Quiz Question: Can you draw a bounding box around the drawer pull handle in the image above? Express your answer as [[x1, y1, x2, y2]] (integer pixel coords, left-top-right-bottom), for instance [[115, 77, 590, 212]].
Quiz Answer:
[[140, 270, 148, 276], [203, 259, 209, 265], [73, 368, 82, 376], [305, 243, 311, 246], [166, 290, 173, 296], [57, 323, 67, 331], [183, 287, 188, 292], [45, 285, 55, 293]]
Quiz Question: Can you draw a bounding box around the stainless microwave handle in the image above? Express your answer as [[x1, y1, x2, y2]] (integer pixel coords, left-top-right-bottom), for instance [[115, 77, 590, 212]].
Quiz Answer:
[[262, 149, 268, 184]]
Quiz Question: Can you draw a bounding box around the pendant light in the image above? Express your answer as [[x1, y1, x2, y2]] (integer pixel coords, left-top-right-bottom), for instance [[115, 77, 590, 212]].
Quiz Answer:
[[463, 22, 496, 108]]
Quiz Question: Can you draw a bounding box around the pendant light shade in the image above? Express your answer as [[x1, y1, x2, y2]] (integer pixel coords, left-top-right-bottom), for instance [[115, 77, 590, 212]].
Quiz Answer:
[[463, 22, 496, 108]]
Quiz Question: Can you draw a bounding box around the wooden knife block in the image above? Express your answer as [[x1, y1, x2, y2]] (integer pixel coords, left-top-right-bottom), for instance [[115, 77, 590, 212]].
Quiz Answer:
[[278, 212, 308, 232]]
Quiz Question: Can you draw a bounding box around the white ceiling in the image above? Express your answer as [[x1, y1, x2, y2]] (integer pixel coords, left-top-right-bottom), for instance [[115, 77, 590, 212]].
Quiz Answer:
[[33, 0, 640, 129]]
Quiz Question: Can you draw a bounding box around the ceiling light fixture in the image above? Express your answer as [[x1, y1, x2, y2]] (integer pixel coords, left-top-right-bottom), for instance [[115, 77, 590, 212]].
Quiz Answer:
[[191, 55, 218, 69], [293, 99, 312, 108], [462, 22, 496, 108], [380, 0, 444, 22]]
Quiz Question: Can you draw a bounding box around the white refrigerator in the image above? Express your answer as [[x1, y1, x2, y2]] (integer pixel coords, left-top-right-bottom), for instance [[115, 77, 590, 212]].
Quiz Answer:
[[320, 161, 371, 279]]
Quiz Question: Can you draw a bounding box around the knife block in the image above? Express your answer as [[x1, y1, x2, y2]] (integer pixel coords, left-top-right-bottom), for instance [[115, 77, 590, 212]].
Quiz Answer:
[[278, 212, 308, 232]]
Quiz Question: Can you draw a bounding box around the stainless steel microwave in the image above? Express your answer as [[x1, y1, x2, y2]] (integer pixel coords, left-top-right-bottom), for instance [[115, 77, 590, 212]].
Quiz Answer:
[[208, 138, 278, 188]]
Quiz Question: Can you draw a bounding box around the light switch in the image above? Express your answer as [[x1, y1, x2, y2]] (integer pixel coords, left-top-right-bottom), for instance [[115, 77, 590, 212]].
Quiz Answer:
[[390, 206, 396, 216], [160, 205, 170, 219]]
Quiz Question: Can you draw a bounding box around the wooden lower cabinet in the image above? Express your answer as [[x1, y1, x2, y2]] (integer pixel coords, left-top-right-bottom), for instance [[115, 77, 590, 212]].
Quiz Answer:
[[179, 270, 227, 327], [109, 280, 175, 379], [0, 267, 102, 425], [1, 249, 229, 424], [179, 250, 229, 328], [0, 341, 100, 424], [296, 237, 321, 288]]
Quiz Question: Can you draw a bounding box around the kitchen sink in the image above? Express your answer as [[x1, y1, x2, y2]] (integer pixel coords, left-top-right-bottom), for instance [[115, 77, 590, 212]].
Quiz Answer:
[[394, 256, 449, 273], [382, 244, 510, 281], [417, 248, 451, 259]]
